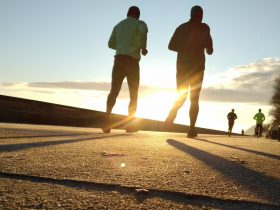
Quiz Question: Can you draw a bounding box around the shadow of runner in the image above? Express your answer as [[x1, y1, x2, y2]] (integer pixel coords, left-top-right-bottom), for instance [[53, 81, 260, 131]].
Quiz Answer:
[[195, 138, 280, 160], [0, 171, 278, 209], [167, 139, 280, 205], [0, 133, 86, 139], [0, 134, 127, 153]]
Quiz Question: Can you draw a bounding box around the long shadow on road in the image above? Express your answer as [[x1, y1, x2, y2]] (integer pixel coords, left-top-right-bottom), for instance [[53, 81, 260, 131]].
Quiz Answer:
[[0, 134, 127, 153], [195, 138, 280, 160], [0, 171, 278, 209], [0, 133, 86, 140], [167, 139, 280, 205]]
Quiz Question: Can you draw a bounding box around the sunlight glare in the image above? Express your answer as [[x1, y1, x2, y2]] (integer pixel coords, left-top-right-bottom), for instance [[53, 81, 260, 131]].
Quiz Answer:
[[136, 91, 177, 121]]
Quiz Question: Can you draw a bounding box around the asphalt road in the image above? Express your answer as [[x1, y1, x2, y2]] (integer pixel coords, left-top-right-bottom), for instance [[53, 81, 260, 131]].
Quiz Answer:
[[0, 123, 279, 209]]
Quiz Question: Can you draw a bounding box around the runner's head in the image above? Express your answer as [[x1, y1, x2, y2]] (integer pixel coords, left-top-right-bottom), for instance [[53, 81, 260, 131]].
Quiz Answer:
[[127, 6, 140, 20], [190, 5, 203, 22], [259, 109, 261, 112]]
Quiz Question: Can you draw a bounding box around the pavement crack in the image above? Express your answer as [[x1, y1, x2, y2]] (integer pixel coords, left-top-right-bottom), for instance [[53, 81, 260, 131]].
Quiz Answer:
[[0, 171, 279, 209]]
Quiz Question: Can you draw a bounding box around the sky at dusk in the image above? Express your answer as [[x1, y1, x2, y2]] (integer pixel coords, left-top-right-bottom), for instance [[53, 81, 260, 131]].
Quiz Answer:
[[1, 0, 280, 132]]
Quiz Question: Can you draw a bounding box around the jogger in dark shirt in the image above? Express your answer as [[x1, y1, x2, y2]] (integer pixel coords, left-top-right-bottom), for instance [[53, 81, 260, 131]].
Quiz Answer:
[[227, 109, 237, 137], [165, 5, 213, 138]]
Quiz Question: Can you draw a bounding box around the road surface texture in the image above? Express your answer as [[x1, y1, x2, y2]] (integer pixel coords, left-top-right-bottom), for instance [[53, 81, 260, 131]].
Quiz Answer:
[[0, 123, 279, 209]]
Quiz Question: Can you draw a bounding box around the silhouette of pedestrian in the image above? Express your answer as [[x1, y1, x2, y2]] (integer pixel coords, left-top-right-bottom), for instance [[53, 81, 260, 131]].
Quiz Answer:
[[165, 5, 213, 138], [102, 6, 148, 133], [254, 109, 265, 138], [227, 109, 237, 137]]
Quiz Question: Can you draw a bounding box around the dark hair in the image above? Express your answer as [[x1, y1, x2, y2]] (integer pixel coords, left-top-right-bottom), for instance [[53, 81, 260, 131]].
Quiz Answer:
[[191, 5, 203, 18], [127, 6, 140, 19]]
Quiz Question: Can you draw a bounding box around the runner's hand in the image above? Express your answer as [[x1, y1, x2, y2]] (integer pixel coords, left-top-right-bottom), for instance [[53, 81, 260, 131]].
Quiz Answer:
[[206, 48, 213, 55], [141, 49, 148, 56]]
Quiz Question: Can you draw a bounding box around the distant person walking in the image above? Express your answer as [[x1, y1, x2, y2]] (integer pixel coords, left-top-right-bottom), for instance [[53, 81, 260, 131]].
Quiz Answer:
[[254, 109, 265, 138], [102, 6, 148, 133], [165, 5, 213, 138], [227, 109, 237, 137]]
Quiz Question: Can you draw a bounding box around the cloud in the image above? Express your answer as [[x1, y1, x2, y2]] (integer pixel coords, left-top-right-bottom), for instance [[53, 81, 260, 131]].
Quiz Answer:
[[2, 80, 170, 97], [1, 81, 169, 100], [201, 88, 267, 103], [30, 81, 110, 91], [202, 57, 280, 103], [1, 57, 279, 104]]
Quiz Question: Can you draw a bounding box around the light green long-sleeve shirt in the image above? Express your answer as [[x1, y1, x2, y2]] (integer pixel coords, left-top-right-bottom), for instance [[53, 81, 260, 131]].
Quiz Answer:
[[108, 17, 148, 60], [254, 112, 265, 124]]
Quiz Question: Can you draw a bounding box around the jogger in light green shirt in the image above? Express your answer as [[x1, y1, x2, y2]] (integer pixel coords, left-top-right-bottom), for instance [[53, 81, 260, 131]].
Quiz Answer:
[[108, 16, 148, 60], [254, 109, 265, 137], [254, 109, 265, 124], [102, 6, 148, 134]]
